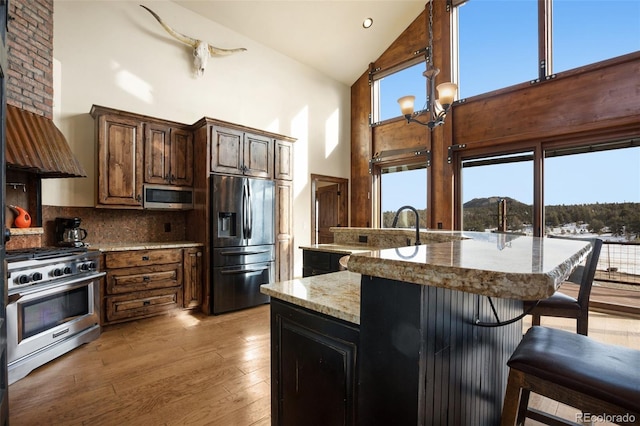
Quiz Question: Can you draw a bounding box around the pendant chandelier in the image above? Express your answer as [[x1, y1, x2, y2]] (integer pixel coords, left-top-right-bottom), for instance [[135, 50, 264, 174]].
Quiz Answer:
[[397, 0, 457, 128]]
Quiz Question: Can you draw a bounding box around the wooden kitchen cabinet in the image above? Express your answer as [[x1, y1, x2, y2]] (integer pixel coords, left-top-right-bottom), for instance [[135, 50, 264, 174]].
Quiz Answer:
[[209, 126, 273, 178], [302, 249, 345, 277], [275, 140, 293, 181], [102, 248, 184, 325], [271, 299, 359, 426], [144, 123, 194, 186], [92, 109, 144, 208], [275, 179, 293, 282], [183, 247, 203, 309], [275, 140, 294, 281]]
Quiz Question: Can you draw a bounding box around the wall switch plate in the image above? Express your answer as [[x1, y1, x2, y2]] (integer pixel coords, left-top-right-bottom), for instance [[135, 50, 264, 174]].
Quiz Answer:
[[359, 235, 368, 243], [164, 223, 171, 232]]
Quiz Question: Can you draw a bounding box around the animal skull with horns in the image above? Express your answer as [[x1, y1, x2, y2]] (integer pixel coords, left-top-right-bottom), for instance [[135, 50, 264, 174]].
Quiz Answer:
[[140, 5, 247, 77]]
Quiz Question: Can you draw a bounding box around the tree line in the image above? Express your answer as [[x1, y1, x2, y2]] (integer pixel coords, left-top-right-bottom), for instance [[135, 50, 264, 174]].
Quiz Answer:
[[383, 197, 640, 241]]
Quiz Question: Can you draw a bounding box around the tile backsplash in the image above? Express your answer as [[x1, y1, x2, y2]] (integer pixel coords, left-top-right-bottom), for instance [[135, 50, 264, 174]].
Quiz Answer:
[[42, 206, 187, 247]]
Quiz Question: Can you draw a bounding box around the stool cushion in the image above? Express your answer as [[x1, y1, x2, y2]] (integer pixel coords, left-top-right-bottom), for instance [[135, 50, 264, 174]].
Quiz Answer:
[[523, 291, 580, 311], [508, 326, 640, 412]]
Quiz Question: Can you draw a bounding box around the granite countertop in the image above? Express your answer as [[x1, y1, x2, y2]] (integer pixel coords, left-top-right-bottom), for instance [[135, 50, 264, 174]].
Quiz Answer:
[[347, 231, 592, 301], [92, 241, 203, 252], [261, 271, 362, 324], [263, 231, 593, 322]]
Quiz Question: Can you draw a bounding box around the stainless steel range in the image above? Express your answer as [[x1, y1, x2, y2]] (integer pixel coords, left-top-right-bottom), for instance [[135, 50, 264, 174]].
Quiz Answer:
[[6, 247, 105, 384]]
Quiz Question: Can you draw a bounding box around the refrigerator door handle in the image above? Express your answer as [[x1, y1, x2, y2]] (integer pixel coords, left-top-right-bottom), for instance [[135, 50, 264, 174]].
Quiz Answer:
[[242, 180, 248, 240], [246, 181, 253, 239], [221, 265, 270, 275], [220, 249, 271, 256]]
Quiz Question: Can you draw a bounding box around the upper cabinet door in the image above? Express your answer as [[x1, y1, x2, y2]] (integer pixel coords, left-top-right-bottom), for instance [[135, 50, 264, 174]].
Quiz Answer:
[[144, 124, 194, 186], [97, 115, 144, 208], [170, 127, 194, 186], [144, 123, 171, 185], [210, 126, 244, 175], [243, 133, 273, 179], [275, 140, 293, 181]]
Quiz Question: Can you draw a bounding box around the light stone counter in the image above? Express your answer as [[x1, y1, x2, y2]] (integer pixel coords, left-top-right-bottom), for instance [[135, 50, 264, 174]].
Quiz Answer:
[[93, 241, 203, 252], [347, 231, 592, 300], [261, 271, 362, 324], [263, 231, 593, 322]]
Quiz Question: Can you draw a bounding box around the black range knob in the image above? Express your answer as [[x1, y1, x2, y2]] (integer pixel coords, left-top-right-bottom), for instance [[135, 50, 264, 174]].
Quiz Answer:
[[17, 274, 29, 284], [31, 272, 43, 281], [63, 266, 72, 274], [52, 268, 64, 277]]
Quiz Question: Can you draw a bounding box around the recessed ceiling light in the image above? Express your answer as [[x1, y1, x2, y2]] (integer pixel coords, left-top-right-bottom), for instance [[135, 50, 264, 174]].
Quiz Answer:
[[363, 18, 373, 29]]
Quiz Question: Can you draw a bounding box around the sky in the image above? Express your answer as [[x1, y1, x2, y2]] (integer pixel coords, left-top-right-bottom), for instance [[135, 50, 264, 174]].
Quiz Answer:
[[381, 0, 640, 213]]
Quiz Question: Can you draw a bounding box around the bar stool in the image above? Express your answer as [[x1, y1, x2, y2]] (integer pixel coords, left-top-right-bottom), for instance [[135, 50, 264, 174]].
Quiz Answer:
[[524, 237, 602, 336], [501, 326, 640, 425]]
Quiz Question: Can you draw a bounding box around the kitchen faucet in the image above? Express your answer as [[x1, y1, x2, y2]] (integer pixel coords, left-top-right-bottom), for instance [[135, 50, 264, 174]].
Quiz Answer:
[[391, 205, 421, 245]]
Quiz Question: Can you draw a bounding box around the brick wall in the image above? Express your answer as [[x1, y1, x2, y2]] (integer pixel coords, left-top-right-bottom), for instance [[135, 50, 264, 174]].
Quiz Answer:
[[6, 0, 54, 119]]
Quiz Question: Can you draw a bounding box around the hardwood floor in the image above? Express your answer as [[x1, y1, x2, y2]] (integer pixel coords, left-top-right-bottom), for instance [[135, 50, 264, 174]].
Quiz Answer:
[[8, 305, 640, 425], [9, 306, 272, 426]]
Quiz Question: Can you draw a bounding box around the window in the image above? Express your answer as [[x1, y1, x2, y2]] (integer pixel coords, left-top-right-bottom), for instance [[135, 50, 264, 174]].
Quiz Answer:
[[457, 0, 538, 99], [371, 61, 426, 124], [544, 143, 640, 239], [456, 0, 640, 99], [552, 0, 640, 74], [380, 165, 427, 228], [461, 152, 534, 233]]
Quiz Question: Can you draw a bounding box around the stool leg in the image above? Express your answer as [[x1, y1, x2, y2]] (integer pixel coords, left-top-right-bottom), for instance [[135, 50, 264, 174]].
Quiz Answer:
[[531, 314, 541, 326], [516, 388, 530, 425], [577, 315, 588, 336], [501, 369, 526, 426]]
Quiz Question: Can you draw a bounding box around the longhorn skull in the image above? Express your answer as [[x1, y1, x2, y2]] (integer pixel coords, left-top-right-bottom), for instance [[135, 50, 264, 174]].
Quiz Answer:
[[140, 5, 247, 77]]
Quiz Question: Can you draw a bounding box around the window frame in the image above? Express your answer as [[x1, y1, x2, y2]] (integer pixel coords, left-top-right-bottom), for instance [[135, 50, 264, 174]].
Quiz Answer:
[[369, 56, 427, 126]]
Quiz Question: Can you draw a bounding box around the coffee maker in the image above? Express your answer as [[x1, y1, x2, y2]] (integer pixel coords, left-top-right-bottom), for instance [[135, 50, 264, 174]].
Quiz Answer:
[[55, 217, 88, 247]]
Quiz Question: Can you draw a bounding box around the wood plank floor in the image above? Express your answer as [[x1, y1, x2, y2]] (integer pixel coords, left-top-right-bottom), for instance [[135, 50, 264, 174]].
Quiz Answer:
[[8, 305, 640, 425]]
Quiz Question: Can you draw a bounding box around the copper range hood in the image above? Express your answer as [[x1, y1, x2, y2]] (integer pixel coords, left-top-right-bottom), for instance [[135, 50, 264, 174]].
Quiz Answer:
[[6, 105, 86, 178]]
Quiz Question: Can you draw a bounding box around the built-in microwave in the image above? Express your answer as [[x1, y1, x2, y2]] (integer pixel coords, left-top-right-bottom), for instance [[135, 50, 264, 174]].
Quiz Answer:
[[143, 184, 194, 210]]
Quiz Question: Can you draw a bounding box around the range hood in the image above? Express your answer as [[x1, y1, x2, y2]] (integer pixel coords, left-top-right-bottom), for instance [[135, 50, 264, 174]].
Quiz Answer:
[[6, 105, 86, 178]]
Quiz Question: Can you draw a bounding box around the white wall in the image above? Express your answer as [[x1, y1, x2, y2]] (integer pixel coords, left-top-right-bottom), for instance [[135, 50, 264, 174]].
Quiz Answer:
[[47, 0, 351, 277]]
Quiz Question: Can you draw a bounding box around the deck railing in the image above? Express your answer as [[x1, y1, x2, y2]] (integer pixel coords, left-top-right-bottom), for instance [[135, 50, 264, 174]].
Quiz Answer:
[[595, 240, 640, 286]]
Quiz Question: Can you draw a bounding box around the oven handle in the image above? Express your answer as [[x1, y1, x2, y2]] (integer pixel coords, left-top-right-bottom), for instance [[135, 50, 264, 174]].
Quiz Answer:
[[8, 271, 106, 301]]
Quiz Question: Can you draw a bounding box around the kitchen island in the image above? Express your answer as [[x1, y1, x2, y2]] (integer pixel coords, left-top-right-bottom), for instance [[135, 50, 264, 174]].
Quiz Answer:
[[262, 230, 592, 425]]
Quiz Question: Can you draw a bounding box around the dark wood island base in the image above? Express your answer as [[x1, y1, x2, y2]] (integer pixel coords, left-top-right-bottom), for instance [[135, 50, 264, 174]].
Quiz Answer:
[[270, 275, 522, 426]]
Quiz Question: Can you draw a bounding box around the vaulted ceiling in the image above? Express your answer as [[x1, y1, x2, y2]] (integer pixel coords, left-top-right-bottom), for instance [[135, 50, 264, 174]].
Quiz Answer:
[[174, 1, 425, 86]]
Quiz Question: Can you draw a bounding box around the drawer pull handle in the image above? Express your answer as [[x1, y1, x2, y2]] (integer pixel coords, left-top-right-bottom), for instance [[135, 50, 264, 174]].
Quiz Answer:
[[143, 300, 151, 306], [142, 256, 150, 261], [143, 276, 150, 281]]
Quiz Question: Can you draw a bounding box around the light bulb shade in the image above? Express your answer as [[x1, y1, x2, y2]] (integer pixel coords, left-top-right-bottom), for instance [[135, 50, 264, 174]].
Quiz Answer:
[[397, 95, 416, 116], [436, 82, 457, 107]]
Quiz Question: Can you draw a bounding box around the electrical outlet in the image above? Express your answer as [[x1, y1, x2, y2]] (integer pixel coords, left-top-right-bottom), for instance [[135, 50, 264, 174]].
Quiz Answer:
[[359, 235, 368, 243]]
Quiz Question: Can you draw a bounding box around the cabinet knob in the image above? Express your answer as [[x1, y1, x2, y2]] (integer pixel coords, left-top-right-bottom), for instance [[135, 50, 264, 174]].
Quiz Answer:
[[142, 255, 149, 261], [143, 276, 150, 281]]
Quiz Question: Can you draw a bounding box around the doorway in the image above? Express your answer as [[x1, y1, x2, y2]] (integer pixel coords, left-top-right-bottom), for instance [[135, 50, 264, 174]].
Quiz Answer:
[[310, 174, 349, 244]]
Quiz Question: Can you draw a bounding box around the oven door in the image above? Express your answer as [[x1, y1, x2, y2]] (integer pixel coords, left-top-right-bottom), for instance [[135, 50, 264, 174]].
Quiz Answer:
[[7, 273, 104, 364]]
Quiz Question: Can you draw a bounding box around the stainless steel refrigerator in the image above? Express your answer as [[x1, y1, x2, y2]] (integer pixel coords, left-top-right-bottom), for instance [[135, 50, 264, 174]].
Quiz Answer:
[[210, 174, 274, 314]]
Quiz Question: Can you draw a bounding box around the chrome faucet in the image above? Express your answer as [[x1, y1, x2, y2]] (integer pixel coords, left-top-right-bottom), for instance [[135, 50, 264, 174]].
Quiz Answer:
[[391, 205, 421, 246]]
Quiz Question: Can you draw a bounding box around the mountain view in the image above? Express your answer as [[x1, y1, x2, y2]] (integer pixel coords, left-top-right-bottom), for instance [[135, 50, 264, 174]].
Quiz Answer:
[[383, 197, 640, 243]]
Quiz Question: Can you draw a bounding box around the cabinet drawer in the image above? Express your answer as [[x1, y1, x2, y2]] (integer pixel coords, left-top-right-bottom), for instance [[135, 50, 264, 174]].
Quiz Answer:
[[104, 249, 183, 269], [106, 264, 182, 294], [105, 287, 182, 323]]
